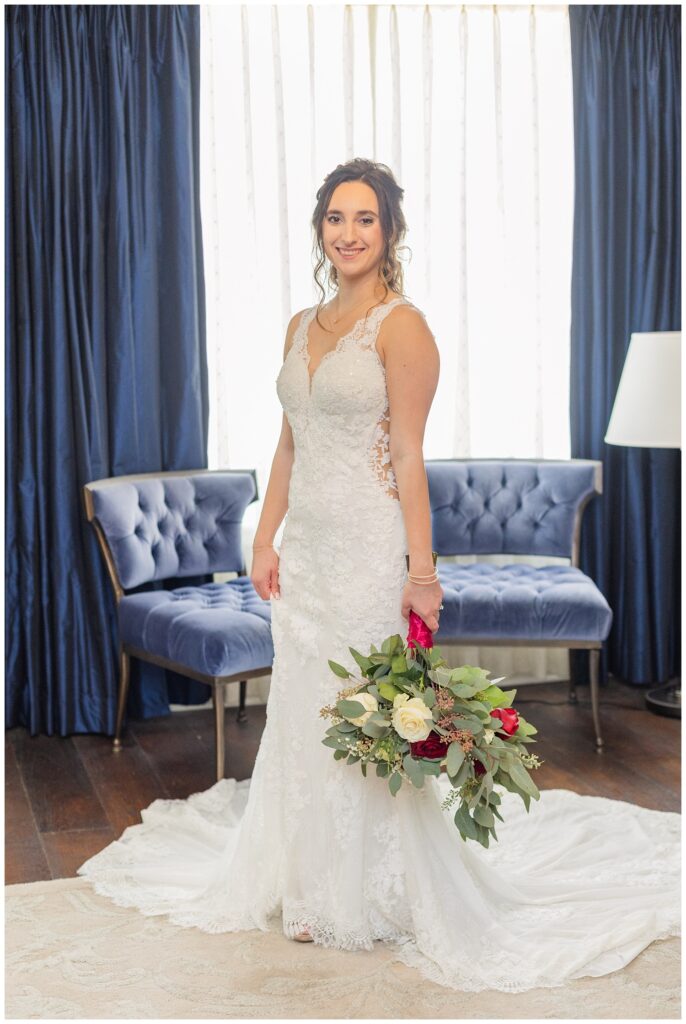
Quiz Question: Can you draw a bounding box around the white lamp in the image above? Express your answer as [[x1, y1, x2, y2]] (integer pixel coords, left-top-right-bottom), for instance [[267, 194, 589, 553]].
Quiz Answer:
[[604, 330, 681, 716], [605, 331, 681, 448]]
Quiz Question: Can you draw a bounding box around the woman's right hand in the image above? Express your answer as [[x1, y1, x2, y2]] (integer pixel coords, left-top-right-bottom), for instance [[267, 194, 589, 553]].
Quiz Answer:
[[250, 545, 281, 600]]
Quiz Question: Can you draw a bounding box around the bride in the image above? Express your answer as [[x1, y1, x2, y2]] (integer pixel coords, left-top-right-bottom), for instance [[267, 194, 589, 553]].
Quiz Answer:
[[77, 158, 680, 994]]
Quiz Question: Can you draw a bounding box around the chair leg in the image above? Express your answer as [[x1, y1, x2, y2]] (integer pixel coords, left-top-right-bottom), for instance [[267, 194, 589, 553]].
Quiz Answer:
[[236, 679, 248, 723], [589, 648, 604, 753], [213, 684, 226, 782], [567, 649, 577, 703], [113, 645, 131, 751]]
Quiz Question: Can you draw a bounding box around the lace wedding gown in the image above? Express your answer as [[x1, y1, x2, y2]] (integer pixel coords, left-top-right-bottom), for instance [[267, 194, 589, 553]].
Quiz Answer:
[[77, 297, 680, 994]]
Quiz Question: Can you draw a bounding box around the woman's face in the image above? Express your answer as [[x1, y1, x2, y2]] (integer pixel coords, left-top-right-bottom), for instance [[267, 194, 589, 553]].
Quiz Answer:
[[321, 181, 385, 281]]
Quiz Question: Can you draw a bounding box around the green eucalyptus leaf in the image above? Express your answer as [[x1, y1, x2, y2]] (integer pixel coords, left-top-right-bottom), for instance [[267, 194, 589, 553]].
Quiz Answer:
[[451, 759, 471, 788], [446, 741, 465, 777], [388, 772, 402, 797], [422, 687, 436, 708], [328, 660, 351, 678], [403, 754, 425, 788], [322, 736, 349, 750], [479, 684, 508, 707], [453, 803, 478, 840], [378, 680, 402, 702], [508, 760, 541, 798], [474, 804, 495, 828], [473, 822, 491, 848], [338, 699, 367, 719], [361, 720, 388, 739]]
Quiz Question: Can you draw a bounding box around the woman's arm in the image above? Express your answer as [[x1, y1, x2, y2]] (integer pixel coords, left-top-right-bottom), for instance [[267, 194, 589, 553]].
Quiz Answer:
[[250, 310, 304, 598], [382, 306, 443, 630]]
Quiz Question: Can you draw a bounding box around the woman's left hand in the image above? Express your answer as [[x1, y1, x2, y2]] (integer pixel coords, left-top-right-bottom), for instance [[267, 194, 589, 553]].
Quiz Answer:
[[401, 579, 444, 633]]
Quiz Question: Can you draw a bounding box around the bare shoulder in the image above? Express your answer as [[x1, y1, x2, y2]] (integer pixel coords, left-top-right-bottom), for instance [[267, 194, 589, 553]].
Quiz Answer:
[[283, 305, 312, 359], [377, 301, 437, 365]]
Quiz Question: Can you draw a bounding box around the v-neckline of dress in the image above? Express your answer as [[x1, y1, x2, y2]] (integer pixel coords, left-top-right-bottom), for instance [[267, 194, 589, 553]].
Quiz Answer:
[[303, 297, 406, 395]]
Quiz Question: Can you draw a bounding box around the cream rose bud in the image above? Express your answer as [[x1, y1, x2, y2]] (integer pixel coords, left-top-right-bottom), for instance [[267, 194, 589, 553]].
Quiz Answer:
[[346, 691, 379, 727], [483, 728, 495, 744], [391, 695, 434, 742]]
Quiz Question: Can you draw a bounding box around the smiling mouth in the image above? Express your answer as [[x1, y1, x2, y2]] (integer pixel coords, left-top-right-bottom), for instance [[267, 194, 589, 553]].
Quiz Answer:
[[337, 248, 365, 257]]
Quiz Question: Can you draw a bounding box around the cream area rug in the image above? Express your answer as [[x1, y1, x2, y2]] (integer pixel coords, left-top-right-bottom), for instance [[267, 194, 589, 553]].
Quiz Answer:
[[5, 876, 680, 1020]]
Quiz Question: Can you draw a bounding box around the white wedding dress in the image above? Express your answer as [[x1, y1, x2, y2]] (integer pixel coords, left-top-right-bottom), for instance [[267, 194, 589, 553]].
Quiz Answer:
[[77, 297, 681, 994]]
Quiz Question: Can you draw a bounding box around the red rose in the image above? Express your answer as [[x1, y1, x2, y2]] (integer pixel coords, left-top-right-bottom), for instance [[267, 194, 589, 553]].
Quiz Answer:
[[410, 730, 449, 759], [407, 610, 434, 650], [491, 706, 520, 736], [473, 758, 486, 777]]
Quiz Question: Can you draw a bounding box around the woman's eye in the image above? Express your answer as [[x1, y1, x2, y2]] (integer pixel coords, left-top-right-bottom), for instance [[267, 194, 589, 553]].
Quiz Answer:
[[327, 215, 374, 224]]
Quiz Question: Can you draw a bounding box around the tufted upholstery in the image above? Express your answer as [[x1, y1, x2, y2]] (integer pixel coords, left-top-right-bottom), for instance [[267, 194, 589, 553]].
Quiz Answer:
[[88, 471, 257, 589], [119, 579, 273, 678], [424, 459, 612, 647], [426, 459, 598, 559], [434, 564, 612, 642]]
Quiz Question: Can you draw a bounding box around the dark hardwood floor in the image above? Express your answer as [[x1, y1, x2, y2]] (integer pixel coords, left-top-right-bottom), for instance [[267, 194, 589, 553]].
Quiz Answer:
[[6, 676, 680, 885]]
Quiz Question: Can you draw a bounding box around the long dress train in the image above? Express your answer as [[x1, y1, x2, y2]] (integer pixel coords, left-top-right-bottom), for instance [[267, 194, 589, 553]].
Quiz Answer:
[[76, 298, 680, 994]]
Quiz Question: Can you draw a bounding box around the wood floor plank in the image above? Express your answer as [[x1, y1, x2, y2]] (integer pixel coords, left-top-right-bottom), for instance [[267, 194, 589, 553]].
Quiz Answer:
[[9, 730, 110, 833], [5, 741, 40, 845], [72, 732, 169, 836], [41, 827, 119, 881], [5, 840, 52, 884], [128, 713, 220, 798]]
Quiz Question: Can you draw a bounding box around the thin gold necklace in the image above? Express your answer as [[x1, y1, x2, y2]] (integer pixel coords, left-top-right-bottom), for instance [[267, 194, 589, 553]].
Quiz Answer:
[[327, 294, 388, 326]]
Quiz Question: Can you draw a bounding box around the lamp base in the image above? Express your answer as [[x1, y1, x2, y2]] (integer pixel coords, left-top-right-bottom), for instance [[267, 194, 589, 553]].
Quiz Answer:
[[644, 680, 681, 719]]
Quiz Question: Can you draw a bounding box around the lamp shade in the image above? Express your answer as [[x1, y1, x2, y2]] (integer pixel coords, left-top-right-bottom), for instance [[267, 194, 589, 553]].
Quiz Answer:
[[604, 331, 681, 448]]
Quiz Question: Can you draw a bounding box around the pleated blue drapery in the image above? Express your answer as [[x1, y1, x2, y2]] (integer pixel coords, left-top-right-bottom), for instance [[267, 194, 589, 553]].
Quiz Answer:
[[568, 5, 681, 685], [6, 6, 211, 734]]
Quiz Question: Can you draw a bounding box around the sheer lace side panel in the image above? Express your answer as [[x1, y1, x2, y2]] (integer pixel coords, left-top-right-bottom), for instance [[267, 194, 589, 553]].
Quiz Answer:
[[370, 403, 399, 501], [366, 299, 419, 503]]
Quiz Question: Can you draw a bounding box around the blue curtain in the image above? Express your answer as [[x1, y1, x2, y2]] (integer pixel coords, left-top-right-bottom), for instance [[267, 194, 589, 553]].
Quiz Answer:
[[568, 5, 681, 686], [6, 6, 212, 734]]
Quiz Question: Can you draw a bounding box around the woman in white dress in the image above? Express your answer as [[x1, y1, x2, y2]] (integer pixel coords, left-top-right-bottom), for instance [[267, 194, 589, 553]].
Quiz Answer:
[[77, 158, 680, 993]]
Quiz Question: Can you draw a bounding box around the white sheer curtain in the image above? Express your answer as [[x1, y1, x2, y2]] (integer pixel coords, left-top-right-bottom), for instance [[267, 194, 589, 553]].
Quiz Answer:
[[198, 3, 574, 707]]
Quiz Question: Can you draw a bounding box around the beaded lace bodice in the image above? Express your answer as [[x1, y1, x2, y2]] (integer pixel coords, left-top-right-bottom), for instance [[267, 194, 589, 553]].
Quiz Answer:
[[277, 297, 421, 507]]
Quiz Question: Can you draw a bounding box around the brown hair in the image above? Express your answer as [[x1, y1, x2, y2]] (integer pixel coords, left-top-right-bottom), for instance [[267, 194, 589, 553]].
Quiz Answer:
[[310, 158, 411, 332]]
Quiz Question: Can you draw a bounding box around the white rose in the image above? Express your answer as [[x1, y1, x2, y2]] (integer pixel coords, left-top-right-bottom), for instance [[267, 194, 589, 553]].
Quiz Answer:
[[345, 691, 379, 727], [391, 694, 434, 742], [483, 729, 495, 744]]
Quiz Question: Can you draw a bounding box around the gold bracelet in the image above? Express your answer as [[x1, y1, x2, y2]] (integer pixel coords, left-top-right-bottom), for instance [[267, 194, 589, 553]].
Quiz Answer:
[[405, 551, 438, 573], [252, 543, 274, 551], [408, 575, 439, 585]]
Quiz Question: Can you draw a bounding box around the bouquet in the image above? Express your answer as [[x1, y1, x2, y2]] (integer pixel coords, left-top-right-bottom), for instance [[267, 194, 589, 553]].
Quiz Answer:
[[319, 611, 543, 847]]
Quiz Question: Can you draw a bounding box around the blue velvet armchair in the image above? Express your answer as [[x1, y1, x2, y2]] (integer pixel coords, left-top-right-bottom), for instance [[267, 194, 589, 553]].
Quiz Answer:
[[83, 469, 273, 781], [425, 458, 613, 751]]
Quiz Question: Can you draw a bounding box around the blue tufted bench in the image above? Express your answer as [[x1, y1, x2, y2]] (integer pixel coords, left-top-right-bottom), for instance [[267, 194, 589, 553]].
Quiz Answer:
[[82, 469, 273, 781], [425, 459, 613, 751]]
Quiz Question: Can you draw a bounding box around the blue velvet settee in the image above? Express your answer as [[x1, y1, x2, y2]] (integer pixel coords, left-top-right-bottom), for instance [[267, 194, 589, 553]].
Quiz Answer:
[[425, 458, 612, 753], [84, 459, 612, 782]]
